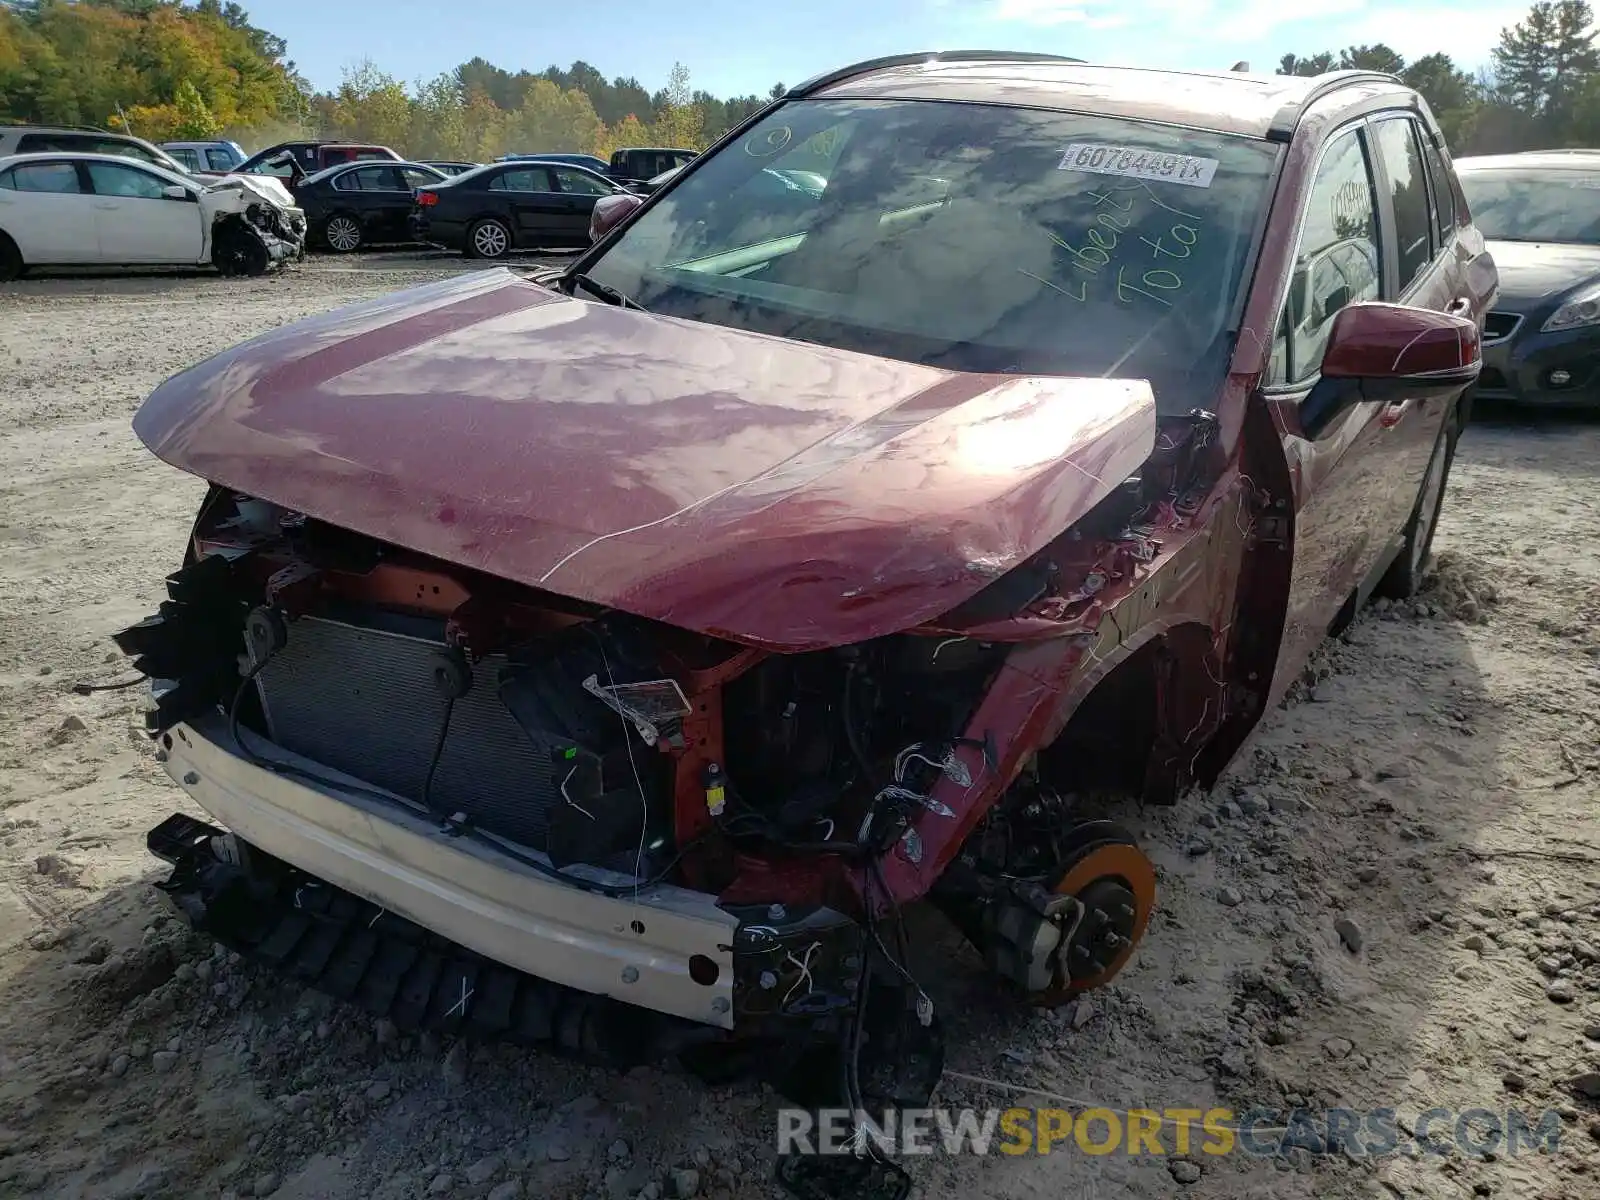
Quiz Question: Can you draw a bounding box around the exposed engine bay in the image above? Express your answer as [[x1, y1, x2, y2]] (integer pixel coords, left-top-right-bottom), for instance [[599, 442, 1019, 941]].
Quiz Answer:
[[116, 404, 1237, 1200], [123, 486, 1024, 891]]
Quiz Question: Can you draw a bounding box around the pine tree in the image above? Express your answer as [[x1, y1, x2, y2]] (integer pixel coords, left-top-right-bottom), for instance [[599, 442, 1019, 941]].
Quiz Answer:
[[1277, 53, 1336, 77], [1493, 1, 1599, 114], [1338, 44, 1408, 74]]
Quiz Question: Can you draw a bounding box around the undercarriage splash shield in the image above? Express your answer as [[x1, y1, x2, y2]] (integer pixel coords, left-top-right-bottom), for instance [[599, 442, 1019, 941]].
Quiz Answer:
[[146, 812, 719, 1066]]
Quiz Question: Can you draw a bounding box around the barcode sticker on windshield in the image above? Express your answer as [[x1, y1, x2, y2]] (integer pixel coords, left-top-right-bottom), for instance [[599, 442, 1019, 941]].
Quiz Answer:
[[1057, 144, 1219, 189]]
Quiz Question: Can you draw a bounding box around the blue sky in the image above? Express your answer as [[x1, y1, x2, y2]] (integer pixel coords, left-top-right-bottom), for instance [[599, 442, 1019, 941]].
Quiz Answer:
[[253, 0, 1532, 97]]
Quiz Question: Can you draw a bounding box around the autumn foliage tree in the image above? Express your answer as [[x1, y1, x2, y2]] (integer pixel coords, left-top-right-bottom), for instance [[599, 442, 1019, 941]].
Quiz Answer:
[[1, 4, 763, 158], [322, 57, 720, 162], [18, 1, 1597, 166], [1, 0, 301, 138]]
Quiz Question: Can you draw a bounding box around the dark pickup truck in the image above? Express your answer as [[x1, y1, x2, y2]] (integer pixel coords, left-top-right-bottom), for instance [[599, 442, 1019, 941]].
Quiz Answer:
[[607, 146, 697, 186]]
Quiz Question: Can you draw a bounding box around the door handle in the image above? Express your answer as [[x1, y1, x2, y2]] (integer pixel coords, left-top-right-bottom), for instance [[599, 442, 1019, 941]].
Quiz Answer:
[[1379, 398, 1412, 428], [1446, 296, 1472, 317], [93, 202, 120, 210]]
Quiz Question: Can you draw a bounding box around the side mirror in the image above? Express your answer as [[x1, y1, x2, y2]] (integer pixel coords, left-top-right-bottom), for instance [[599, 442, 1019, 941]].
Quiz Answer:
[[589, 191, 644, 241], [162, 185, 193, 201], [1301, 301, 1481, 440]]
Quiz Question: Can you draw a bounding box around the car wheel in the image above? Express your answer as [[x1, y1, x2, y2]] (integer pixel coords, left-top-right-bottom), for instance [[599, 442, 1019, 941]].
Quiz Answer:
[[0, 233, 23, 283], [1374, 402, 1462, 601], [467, 218, 511, 259], [323, 215, 362, 253], [213, 227, 270, 277]]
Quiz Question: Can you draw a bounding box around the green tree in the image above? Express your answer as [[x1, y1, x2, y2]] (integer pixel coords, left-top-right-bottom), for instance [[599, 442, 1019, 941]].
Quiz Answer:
[[331, 60, 413, 147], [1492, 0, 1599, 118], [409, 72, 467, 159], [650, 62, 705, 150], [1277, 52, 1335, 76], [505, 77, 601, 152], [1401, 53, 1482, 148], [172, 77, 220, 137], [0, 0, 299, 134], [1338, 44, 1407, 74]]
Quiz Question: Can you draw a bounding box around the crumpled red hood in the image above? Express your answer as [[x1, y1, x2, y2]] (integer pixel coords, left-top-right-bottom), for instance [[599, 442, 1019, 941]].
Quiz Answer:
[[134, 268, 1156, 650]]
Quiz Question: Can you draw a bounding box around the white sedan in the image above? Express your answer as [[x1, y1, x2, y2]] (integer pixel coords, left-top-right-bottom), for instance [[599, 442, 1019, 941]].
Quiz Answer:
[[0, 152, 307, 281]]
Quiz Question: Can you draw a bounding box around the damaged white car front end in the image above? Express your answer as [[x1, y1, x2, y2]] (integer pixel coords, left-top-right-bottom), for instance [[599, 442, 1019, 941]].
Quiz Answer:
[[201, 174, 306, 276]]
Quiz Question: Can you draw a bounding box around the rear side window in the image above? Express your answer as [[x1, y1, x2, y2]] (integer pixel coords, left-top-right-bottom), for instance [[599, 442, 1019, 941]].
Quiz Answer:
[[17, 132, 85, 153], [169, 148, 200, 171], [86, 137, 160, 165], [1419, 136, 1456, 245], [491, 167, 552, 191], [335, 166, 397, 191], [1371, 117, 1434, 292], [1277, 126, 1381, 384], [3, 161, 82, 193]]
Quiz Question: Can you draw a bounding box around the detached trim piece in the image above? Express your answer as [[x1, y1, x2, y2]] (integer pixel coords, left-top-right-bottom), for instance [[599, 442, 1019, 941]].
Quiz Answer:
[[157, 713, 739, 1028], [788, 50, 1087, 99], [1265, 70, 1402, 142]]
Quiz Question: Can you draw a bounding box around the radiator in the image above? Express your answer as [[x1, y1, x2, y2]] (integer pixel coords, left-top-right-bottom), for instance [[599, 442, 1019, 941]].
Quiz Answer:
[[254, 615, 559, 847]]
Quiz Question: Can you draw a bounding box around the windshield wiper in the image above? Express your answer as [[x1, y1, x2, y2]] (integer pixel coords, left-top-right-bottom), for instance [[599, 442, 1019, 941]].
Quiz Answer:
[[569, 272, 648, 312]]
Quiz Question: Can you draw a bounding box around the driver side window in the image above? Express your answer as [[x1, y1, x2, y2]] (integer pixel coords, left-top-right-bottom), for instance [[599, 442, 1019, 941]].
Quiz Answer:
[[1270, 126, 1382, 385]]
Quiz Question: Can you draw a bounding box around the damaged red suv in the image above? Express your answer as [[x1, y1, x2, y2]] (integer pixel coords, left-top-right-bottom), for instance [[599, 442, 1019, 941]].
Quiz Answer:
[[121, 53, 1493, 1114]]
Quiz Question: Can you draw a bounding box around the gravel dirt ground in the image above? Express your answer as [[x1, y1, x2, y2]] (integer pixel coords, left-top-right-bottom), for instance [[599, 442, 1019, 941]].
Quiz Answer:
[[2, 258, 1599, 1200]]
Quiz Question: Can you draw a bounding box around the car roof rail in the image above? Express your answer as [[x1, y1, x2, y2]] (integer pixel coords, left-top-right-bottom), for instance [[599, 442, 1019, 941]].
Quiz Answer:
[[787, 50, 1088, 98], [5, 121, 111, 134], [1265, 69, 1402, 142]]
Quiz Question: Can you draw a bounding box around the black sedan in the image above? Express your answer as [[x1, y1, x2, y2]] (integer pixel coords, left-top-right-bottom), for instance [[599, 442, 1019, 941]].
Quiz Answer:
[[296, 161, 448, 252], [1456, 150, 1600, 409], [409, 161, 627, 258]]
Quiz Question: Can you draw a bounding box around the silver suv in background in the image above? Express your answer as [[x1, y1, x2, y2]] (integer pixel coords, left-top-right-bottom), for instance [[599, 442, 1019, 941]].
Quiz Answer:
[[0, 124, 190, 175], [161, 140, 247, 173]]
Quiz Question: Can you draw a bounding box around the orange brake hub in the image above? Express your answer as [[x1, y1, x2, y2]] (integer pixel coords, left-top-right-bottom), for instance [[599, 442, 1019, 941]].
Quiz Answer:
[[1032, 836, 1156, 1005]]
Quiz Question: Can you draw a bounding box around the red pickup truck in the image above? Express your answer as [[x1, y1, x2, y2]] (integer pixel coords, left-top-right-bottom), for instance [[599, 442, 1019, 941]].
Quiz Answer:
[[201, 140, 401, 181]]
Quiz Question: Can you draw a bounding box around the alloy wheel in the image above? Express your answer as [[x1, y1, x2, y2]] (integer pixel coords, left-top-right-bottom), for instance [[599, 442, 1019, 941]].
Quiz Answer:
[[324, 217, 361, 253], [472, 222, 509, 257]]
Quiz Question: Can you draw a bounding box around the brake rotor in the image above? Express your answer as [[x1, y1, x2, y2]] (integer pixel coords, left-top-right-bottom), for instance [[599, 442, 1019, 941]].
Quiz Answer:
[[1031, 829, 1156, 1006]]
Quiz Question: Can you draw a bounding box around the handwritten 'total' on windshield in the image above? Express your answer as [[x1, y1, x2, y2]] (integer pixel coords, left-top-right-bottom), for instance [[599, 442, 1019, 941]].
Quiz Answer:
[[1022, 179, 1205, 308]]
